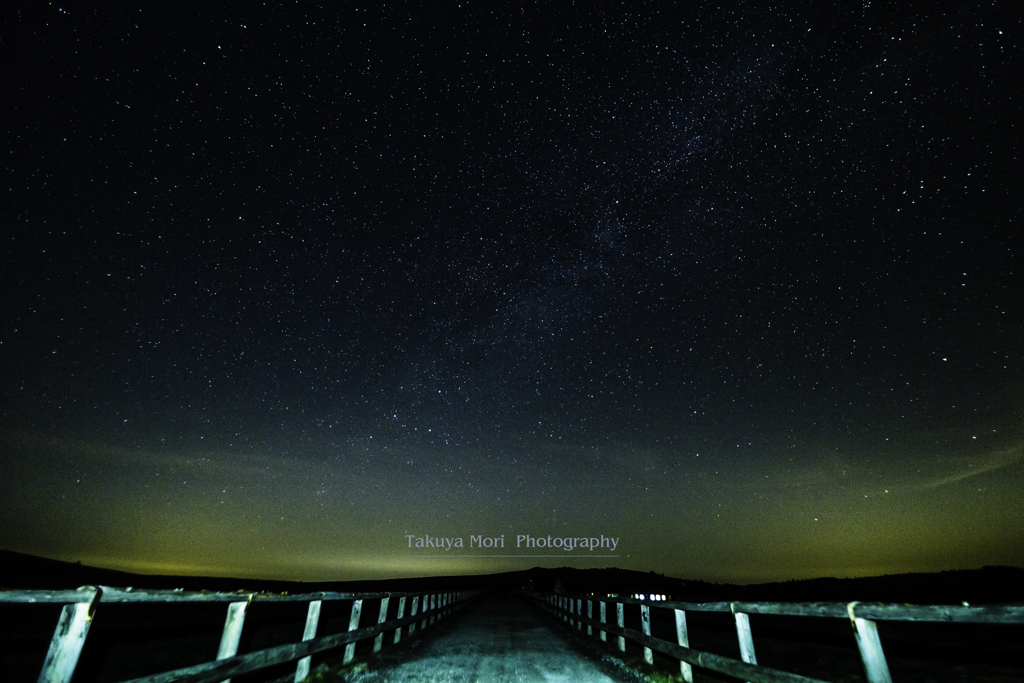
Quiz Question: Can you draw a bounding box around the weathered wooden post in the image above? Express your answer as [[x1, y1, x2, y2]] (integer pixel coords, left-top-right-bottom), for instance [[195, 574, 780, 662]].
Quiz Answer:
[[587, 599, 593, 636], [37, 587, 100, 683], [576, 599, 583, 630], [217, 598, 251, 683], [294, 599, 321, 683], [849, 602, 892, 683], [408, 595, 419, 634], [343, 599, 363, 664], [599, 600, 607, 642], [373, 597, 390, 653], [616, 602, 625, 652], [641, 603, 653, 664], [393, 596, 406, 644], [733, 607, 757, 683], [674, 607, 693, 683]]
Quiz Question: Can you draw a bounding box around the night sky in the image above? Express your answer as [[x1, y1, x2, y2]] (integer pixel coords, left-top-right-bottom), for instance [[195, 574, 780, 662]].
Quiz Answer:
[[2, 1, 1022, 585]]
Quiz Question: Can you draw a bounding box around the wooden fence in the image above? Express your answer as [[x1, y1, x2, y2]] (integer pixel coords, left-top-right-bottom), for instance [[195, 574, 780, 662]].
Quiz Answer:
[[0, 585, 482, 683], [529, 591, 1024, 683]]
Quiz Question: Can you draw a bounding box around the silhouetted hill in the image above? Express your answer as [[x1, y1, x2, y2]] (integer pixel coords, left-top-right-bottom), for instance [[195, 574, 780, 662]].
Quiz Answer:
[[0, 550, 144, 590], [513, 566, 726, 600], [0, 550, 300, 592], [0, 551, 719, 597], [0, 549, 539, 593], [2, 550, 1021, 604], [516, 566, 1024, 605], [728, 566, 1024, 605]]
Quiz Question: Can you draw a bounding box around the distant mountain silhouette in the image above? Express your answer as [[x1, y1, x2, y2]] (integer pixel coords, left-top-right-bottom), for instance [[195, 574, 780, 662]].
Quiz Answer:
[[506, 565, 1024, 605], [723, 566, 1024, 605], [2, 549, 1021, 604]]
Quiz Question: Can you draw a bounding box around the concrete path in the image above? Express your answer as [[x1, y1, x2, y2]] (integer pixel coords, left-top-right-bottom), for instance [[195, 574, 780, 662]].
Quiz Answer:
[[345, 594, 638, 683]]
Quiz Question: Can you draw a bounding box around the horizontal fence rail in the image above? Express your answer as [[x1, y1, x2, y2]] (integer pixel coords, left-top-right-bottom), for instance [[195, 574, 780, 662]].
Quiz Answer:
[[527, 591, 1024, 683], [0, 585, 483, 683]]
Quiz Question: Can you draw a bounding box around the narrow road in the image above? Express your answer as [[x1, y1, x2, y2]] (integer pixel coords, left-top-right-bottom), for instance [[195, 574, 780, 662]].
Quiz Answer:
[[344, 594, 639, 683]]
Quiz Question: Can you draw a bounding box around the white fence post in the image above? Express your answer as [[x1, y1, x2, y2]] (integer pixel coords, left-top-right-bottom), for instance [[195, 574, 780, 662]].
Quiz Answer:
[[576, 599, 583, 630], [408, 596, 419, 634], [343, 599, 363, 664], [734, 610, 757, 683], [293, 599, 321, 683], [599, 600, 607, 642], [37, 589, 99, 683], [616, 602, 625, 652], [734, 611, 757, 663], [587, 599, 593, 636], [217, 599, 250, 683], [394, 596, 406, 644], [373, 597, 390, 653], [850, 604, 893, 683], [674, 608, 693, 683], [641, 603, 653, 664]]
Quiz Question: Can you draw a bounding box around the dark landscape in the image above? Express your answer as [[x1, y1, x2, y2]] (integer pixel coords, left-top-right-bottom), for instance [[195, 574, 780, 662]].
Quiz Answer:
[[5, 549, 1024, 604]]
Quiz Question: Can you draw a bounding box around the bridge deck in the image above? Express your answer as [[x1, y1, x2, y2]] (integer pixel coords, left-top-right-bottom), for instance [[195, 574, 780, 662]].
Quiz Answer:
[[343, 593, 637, 682]]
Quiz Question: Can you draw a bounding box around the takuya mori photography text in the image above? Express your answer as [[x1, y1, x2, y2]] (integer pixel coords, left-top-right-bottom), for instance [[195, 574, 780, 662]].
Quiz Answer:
[[405, 534, 620, 553]]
